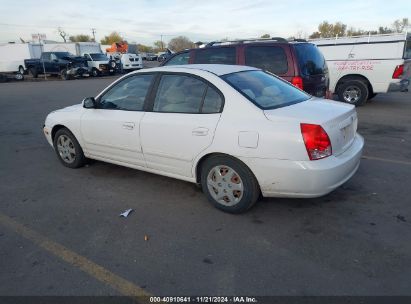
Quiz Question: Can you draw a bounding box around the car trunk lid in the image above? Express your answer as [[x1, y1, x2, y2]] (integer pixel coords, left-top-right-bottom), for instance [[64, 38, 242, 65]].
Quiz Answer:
[[264, 98, 358, 156]]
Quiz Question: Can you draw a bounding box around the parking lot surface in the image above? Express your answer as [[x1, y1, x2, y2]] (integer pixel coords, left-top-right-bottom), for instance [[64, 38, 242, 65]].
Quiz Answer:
[[0, 78, 410, 296]]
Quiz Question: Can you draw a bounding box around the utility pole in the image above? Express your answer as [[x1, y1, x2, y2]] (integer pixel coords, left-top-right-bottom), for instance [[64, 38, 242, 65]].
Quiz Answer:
[[91, 28, 96, 42]]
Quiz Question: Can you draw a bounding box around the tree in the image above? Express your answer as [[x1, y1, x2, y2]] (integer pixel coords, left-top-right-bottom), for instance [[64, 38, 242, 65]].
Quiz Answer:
[[153, 40, 164, 52], [69, 34, 92, 42], [100, 32, 123, 45], [378, 26, 394, 34], [167, 36, 195, 52], [58, 27, 68, 43], [393, 18, 409, 32], [137, 44, 153, 53], [260, 34, 270, 38]]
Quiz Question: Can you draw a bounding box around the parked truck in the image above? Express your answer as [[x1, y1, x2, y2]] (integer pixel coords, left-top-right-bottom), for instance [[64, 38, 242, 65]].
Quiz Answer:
[[24, 51, 89, 80], [83, 53, 115, 76], [311, 32, 411, 105], [105, 41, 143, 72]]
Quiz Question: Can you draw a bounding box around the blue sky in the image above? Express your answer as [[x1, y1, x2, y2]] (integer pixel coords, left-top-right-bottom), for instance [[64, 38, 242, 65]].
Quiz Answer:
[[0, 0, 409, 45]]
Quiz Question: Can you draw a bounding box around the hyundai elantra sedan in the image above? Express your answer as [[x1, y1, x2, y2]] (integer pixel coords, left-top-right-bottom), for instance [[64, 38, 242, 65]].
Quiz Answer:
[[43, 64, 364, 213]]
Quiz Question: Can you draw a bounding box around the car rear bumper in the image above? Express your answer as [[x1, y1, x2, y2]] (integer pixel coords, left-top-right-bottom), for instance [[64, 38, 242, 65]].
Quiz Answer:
[[242, 133, 364, 198]]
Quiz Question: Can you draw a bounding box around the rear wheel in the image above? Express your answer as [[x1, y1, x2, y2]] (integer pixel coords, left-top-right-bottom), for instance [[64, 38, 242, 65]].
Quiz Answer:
[[53, 128, 86, 169], [368, 93, 377, 101], [200, 155, 260, 213], [337, 79, 368, 106]]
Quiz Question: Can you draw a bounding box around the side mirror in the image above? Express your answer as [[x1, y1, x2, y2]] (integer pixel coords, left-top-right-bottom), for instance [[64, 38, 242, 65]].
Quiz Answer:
[[83, 97, 96, 109]]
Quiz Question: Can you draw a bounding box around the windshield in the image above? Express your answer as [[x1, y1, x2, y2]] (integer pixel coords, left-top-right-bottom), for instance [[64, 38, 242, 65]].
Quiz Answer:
[[55, 52, 72, 59], [90, 53, 108, 61], [222, 70, 310, 110], [294, 43, 327, 76], [404, 39, 411, 59]]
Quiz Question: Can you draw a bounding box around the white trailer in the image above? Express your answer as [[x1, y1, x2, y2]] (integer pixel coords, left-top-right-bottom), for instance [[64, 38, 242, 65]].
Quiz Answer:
[[42, 42, 102, 56], [0, 43, 42, 75], [311, 33, 411, 105]]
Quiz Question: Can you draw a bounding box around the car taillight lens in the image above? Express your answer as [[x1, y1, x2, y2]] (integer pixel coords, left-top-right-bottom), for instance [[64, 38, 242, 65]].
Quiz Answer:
[[300, 123, 332, 160], [392, 64, 404, 79], [291, 76, 304, 90]]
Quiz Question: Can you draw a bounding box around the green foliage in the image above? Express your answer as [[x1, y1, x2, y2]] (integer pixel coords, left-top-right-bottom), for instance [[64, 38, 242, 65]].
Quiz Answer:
[[100, 32, 123, 45], [260, 34, 270, 38], [69, 34, 92, 42]]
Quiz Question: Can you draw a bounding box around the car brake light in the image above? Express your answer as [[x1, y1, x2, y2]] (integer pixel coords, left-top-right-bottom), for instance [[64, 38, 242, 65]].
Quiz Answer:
[[291, 76, 304, 90], [300, 123, 332, 160], [392, 65, 404, 79]]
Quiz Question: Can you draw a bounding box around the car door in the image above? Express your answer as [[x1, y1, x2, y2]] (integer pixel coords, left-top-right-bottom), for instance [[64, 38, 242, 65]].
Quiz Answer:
[[140, 73, 224, 178], [81, 73, 155, 167], [49, 53, 61, 73]]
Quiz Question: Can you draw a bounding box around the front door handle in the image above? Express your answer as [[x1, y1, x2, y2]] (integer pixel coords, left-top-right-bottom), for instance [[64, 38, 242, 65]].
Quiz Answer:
[[122, 122, 135, 130], [192, 127, 209, 136]]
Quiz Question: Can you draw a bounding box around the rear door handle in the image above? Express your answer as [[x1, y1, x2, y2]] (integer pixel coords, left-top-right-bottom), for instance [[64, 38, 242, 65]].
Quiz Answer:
[[122, 122, 135, 130], [192, 127, 209, 136]]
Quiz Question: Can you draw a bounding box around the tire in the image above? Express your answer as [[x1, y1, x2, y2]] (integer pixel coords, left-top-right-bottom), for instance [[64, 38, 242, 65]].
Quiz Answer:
[[91, 68, 100, 77], [337, 79, 369, 106], [15, 73, 24, 81], [60, 69, 70, 80], [200, 155, 260, 213], [29, 67, 38, 78], [53, 128, 86, 169], [368, 93, 377, 101], [18, 66, 25, 75]]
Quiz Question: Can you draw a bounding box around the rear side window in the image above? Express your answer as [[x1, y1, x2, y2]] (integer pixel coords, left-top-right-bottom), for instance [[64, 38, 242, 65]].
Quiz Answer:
[[194, 47, 236, 64], [153, 75, 206, 113], [245, 46, 288, 75], [294, 43, 327, 76], [202, 87, 223, 113], [164, 52, 190, 65]]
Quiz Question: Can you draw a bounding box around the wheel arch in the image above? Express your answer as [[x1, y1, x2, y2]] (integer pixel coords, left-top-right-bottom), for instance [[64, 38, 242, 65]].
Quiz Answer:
[[336, 74, 374, 95], [51, 124, 70, 142], [194, 152, 259, 187]]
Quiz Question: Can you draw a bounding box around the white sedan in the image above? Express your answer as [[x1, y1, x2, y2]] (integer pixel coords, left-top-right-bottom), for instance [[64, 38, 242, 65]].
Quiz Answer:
[[43, 64, 364, 213]]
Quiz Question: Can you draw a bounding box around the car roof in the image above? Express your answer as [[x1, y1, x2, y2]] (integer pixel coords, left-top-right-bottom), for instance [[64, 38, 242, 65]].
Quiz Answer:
[[146, 64, 259, 76]]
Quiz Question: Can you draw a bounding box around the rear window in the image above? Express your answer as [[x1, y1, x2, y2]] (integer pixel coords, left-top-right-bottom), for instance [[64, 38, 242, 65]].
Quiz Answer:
[[222, 70, 310, 110], [294, 44, 327, 76], [193, 47, 236, 64], [245, 46, 288, 75], [404, 39, 411, 59]]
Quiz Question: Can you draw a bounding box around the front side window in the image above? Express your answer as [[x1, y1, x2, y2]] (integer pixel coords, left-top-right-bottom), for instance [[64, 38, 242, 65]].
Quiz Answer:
[[164, 52, 190, 66], [245, 46, 288, 75], [193, 47, 236, 64], [153, 75, 207, 113], [98, 74, 154, 111], [222, 70, 310, 110]]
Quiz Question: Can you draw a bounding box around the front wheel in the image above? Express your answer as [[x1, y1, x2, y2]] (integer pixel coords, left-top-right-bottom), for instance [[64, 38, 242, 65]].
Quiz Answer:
[[53, 128, 86, 168], [337, 79, 369, 106], [200, 155, 260, 213], [91, 68, 100, 77], [61, 69, 71, 80]]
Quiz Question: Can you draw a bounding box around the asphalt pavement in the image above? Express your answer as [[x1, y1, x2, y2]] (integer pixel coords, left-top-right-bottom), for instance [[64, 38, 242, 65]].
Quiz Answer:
[[0, 77, 410, 297]]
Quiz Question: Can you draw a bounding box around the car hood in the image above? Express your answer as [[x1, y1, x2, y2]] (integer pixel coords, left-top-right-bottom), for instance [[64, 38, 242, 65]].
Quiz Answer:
[[53, 104, 83, 113]]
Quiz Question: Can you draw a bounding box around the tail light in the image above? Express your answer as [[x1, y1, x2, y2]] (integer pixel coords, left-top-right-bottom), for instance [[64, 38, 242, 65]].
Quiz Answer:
[[291, 76, 304, 90], [300, 123, 332, 160], [392, 65, 404, 79]]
